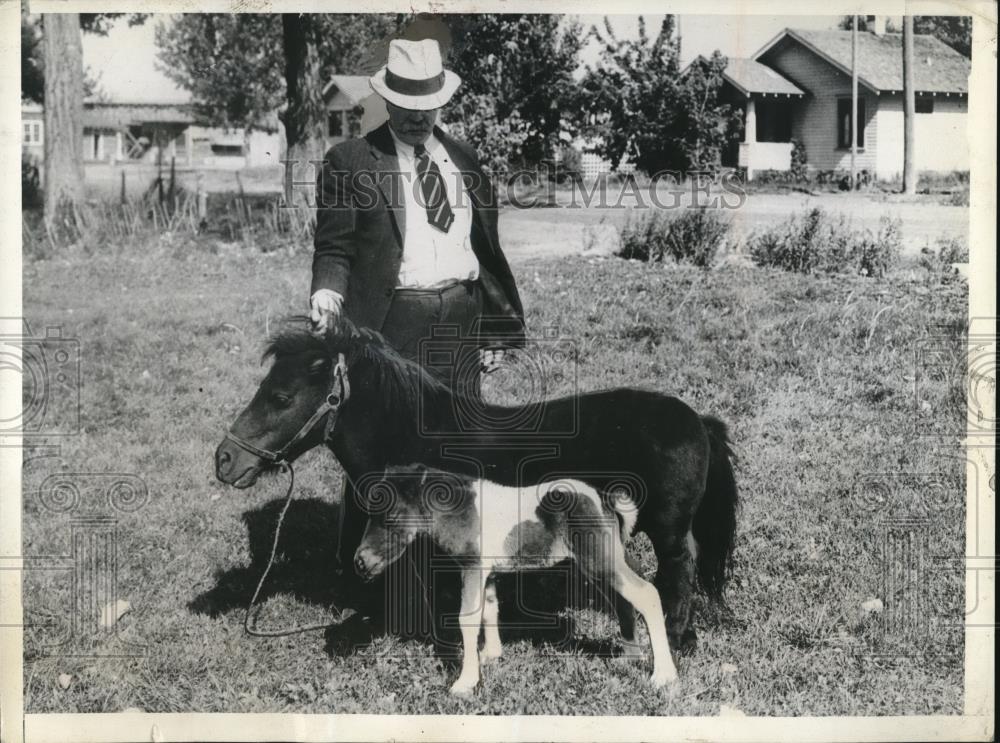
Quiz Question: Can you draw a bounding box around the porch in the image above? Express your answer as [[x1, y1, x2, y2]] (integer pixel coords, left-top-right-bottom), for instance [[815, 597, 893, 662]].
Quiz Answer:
[[714, 58, 806, 180]]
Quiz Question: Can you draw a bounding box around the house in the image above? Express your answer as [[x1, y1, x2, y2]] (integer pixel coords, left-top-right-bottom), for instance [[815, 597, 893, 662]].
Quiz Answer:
[[717, 23, 970, 180], [22, 99, 284, 170], [322, 75, 376, 149]]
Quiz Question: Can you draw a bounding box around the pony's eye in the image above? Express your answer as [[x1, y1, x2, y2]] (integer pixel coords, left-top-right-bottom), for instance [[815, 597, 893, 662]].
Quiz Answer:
[[271, 392, 293, 408]]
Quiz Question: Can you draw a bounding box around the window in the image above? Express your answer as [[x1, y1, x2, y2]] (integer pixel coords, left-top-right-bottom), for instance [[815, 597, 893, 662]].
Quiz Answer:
[[328, 111, 343, 138], [23, 120, 43, 145], [916, 95, 934, 114], [836, 97, 866, 149]]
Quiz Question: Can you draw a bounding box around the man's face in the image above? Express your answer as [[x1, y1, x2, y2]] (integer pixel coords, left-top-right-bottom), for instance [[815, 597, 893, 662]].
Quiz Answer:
[[386, 102, 440, 146]]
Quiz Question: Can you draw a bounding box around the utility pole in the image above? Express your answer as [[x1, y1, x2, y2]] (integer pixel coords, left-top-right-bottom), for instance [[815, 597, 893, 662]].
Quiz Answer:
[[902, 15, 917, 194], [850, 15, 858, 191]]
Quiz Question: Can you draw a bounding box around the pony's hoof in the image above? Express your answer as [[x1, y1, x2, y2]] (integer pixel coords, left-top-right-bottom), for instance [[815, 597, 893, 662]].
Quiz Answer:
[[481, 644, 502, 663], [649, 670, 679, 688], [449, 680, 477, 697]]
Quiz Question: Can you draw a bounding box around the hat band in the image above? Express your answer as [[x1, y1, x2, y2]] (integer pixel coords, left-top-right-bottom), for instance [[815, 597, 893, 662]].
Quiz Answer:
[[384, 69, 446, 97]]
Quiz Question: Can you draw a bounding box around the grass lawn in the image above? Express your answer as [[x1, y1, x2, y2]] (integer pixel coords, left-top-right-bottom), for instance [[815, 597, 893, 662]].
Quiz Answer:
[[21, 235, 967, 715]]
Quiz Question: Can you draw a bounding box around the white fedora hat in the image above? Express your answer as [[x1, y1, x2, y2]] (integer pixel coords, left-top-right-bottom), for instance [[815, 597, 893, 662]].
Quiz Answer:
[[369, 39, 461, 111]]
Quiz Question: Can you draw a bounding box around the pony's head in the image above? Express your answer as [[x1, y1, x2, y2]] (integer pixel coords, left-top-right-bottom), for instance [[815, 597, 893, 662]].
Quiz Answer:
[[353, 465, 471, 581], [214, 316, 365, 487], [215, 316, 449, 489]]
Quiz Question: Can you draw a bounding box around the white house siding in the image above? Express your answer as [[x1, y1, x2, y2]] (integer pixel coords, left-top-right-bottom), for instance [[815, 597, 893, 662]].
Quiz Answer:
[[763, 43, 878, 173], [875, 95, 968, 178]]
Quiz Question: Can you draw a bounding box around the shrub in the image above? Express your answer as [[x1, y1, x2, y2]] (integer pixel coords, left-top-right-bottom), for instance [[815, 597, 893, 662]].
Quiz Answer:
[[618, 207, 728, 268], [789, 139, 808, 182], [22, 154, 42, 210], [747, 207, 901, 278], [919, 236, 969, 273]]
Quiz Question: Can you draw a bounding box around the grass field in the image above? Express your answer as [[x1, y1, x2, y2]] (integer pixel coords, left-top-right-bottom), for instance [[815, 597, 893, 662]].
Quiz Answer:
[[21, 233, 968, 715]]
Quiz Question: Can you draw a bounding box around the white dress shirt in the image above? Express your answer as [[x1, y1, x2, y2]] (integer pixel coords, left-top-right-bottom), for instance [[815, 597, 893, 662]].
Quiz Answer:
[[389, 127, 479, 288]]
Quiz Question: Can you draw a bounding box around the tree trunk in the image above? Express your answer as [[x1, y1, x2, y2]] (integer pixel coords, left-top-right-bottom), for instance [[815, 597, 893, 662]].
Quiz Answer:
[[42, 13, 86, 229], [280, 13, 327, 206], [902, 16, 917, 195]]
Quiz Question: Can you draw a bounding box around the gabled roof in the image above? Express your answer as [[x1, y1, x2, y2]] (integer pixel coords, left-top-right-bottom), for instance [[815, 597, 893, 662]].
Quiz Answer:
[[717, 57, 806, 97], [322, 75, 373, 108], [82, 102, 196, 130], [755, 28, 970, 94]]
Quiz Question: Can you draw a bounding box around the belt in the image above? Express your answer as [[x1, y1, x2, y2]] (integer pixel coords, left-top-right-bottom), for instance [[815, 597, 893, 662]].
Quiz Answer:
[[393, 278, 477, 296]]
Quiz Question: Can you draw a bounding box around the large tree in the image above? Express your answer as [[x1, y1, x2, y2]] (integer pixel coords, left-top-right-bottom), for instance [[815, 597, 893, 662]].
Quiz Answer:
[[578, 16, 737, 174], [41, 13, 85, 228], [156, 13, 402, 164], [444, 14, 585, 173], [30, 13, 147, 226]]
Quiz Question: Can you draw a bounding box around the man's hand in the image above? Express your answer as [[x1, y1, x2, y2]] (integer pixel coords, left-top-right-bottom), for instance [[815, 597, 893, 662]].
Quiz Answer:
[[480, 348, 506, 374], [310, 289, 344, 334]]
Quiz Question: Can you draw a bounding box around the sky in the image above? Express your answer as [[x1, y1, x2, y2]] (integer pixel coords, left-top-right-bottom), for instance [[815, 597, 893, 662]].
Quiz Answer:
[[79, 13, 849, 104]]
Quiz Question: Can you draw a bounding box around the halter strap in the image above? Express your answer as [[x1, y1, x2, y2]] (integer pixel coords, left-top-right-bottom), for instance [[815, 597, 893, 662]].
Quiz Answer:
[[224, 353, 349, 466]]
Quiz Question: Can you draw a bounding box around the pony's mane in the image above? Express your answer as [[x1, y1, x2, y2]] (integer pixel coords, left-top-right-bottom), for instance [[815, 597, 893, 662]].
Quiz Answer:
[[263, 316, 452, 414]]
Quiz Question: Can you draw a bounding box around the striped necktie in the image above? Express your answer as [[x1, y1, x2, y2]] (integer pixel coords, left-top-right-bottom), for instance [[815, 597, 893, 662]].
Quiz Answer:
[[413, 143, 454, 233]]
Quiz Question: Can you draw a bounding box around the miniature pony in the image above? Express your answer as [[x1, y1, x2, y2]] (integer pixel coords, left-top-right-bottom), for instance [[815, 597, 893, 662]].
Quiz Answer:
[[352, 465, 677, 696]]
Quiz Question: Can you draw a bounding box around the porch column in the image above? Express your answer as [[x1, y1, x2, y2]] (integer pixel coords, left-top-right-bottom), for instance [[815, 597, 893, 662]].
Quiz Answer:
[[744, 97, 757, 181]]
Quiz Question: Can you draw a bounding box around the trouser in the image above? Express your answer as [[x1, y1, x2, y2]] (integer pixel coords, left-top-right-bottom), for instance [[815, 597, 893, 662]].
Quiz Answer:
[[378, 278, 485, 398]]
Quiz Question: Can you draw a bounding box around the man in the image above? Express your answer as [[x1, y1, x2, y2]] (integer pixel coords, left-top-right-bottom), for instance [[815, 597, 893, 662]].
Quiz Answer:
[[310, 38, 525, 383], [310, 39, 525, 621]]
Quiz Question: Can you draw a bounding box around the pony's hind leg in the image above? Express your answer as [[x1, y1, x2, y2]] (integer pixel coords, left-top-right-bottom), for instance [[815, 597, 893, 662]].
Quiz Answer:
[[613, 553, 678, 686], [450, 567, 490, 696], [650, 529, 698, 653], [481, 575, 502, 661]]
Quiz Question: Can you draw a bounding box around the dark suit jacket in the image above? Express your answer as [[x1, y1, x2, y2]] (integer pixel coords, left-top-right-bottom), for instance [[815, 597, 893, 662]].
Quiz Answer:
[[312, 122, 525, 348]]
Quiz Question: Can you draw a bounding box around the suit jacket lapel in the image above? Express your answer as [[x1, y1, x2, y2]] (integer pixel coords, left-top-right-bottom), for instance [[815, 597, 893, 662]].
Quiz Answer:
[[435, 127, 491, 214], [366, 123, 405, 245]]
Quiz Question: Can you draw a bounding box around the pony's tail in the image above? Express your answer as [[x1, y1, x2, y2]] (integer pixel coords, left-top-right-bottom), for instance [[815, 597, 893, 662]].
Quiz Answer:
[[692, 415, 739, 600]]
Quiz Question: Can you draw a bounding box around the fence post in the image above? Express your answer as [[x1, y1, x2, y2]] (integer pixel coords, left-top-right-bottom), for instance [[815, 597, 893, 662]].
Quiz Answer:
[[197, 171, 207, 226], [168, 156, 176, 214], [120, 169, 126, 205]]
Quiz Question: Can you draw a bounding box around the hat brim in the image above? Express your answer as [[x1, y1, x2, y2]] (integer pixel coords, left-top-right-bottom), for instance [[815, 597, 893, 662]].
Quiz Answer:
[[369, 69, 461, 111]]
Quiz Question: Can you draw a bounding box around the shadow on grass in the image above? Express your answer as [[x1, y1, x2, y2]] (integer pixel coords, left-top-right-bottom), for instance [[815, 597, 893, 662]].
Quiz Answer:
[[189, 497, 626, 663]]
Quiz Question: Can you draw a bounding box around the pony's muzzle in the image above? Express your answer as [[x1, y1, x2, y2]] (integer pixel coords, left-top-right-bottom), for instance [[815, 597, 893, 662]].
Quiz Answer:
[[353, 549, 381, 582], [214, 439, 260, 488]]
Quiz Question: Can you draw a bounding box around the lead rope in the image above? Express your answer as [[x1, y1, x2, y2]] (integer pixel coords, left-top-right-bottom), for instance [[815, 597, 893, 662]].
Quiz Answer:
[[243, 460, 352, 637]]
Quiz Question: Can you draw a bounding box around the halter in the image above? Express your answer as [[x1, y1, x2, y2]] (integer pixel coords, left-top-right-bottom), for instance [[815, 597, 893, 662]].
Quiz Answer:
[[223, 352, 354, 637], [224, 353, 350, 469]]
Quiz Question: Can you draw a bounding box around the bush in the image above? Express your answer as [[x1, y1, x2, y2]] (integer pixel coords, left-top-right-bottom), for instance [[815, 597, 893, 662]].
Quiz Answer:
[[919, 236, 969, 273], [789, 139, 808, 182], [22, 154, 42, 210], [747, 207, 901, 278], [618, 207, 729, 268]]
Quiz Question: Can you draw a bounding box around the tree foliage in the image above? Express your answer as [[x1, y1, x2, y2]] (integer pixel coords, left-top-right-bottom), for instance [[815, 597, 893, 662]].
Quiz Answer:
[[839, 15, 971, 57], [444, 14, 585, 175], [155, 14, 402, 138], [578, 16, 738, 174]]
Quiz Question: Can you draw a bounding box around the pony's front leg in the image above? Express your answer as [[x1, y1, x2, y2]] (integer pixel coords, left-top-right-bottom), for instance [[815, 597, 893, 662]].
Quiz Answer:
[[481, 577, 502, 662], [450, 567, 489, 697]]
